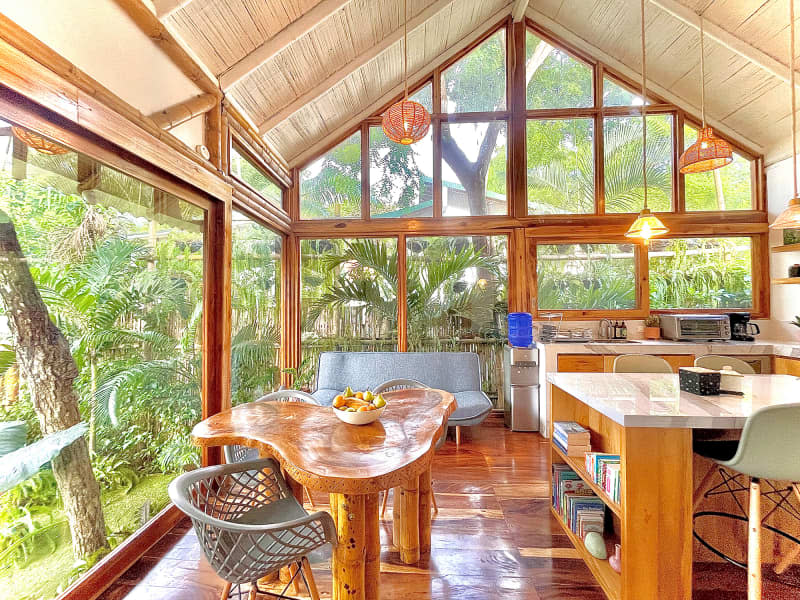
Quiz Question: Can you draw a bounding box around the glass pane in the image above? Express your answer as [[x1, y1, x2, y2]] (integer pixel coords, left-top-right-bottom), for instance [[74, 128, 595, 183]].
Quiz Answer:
[[231, 211, 281, 405], [406, 236, 508, 406], [649, 237, 753, 309], [299, 132, 361, 219], [537, 243, 637, 310], [0, 121, 204, 599], [442, 30, 506, 113], [409, 83, 434, 114], [683, 125, 753, 211], [369, 125, 433, 218], [300, 238, 398, 386], [603, 76, 648, 106], [527, 118, 594, 214], [230, 144, 282, 207], [441, 121, 507, 216], [603, 114, 673, 213], [526, 30, 592, 109]]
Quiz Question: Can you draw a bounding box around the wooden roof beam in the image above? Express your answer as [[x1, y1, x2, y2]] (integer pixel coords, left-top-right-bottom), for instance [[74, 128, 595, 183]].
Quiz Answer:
[[648, 0, 798, 89], [287, 3, 513, 168], [151, 0, 195, 19], [258, 0, 460, 134], [148, 93, 217, 129], [512, 0, 529, 23], [220, 0, 352, 91]]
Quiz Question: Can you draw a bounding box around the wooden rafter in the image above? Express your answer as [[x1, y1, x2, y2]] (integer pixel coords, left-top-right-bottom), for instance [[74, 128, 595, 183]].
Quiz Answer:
[[148, 93, 217, 129], [258, 0, 459, 134], [511, 0, 529, 23], [287, 5, 513, 168], [220, 0, 352, 91], [151, 0, 194, 19]]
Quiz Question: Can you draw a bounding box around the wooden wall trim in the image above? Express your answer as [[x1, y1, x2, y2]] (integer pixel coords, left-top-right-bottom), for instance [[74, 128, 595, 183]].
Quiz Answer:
[[225, 102, 291, 186], [230, 181, 292, 234]]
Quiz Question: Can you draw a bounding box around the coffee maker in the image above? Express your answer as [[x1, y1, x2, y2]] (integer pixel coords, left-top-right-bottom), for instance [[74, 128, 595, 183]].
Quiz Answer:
[[727, 312, 760, 342]]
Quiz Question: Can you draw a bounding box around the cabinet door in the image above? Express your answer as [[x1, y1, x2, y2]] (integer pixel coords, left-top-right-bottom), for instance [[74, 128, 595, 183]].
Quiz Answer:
[[557, 354, 605, 372], [775, 357, 800, 376], [659, 355, 695, 373]]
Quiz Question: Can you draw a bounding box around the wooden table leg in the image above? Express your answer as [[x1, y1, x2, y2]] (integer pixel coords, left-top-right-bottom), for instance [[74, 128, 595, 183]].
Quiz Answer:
[[364, 493, 381, 600], [391, 487, 401, 548], [418, 467, 432, 556], [333, 493, 366, 600], [398, 476, 420, 564]]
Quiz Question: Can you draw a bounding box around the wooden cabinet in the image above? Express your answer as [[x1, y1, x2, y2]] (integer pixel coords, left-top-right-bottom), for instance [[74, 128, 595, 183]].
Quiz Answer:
[[775, 356, 800, 376], [659, 355, 695, 372], [557, 354, 605, 372]]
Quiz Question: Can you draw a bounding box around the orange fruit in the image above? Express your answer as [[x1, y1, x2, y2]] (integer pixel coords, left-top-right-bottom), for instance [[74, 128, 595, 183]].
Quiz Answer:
[[355, 391, 364, 400], [357, 406, 370, 412], [333, 395, 346, 408]]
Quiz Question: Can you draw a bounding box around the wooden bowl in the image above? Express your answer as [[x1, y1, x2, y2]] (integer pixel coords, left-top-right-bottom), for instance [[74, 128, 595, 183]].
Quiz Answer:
[[333, 404, 386, 425]]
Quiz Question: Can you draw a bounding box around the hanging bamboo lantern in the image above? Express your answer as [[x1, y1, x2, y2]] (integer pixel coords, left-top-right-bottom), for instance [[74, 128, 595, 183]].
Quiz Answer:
[[11, 126, 69, 155]]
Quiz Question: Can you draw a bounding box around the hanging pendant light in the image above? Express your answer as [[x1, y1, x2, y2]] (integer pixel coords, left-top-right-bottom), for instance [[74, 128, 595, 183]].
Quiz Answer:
[[11, 126, 69, 155], [678, 12, 732, 173], [382, 0, 430, 145], [772, 0, 800, 229], [626, 0, 669, 245]]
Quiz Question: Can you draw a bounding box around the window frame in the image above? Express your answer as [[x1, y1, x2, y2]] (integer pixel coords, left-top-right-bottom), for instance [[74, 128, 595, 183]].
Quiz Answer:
[[229, 138, 284, 209]]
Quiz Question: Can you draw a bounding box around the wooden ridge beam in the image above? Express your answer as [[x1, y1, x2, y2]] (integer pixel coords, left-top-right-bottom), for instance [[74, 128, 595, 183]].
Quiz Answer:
[[287, 5, 513, 167], [258, 0, 457, 133], [511, 0, 529, 23], [112, 0, 220, 97], [151, 0, 194, 19], [148, 93, 217, 129], [220, 0, 352, 91]]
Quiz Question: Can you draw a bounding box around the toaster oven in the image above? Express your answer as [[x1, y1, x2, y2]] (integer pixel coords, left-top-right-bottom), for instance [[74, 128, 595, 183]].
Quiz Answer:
[[659, 314, 731, 341]]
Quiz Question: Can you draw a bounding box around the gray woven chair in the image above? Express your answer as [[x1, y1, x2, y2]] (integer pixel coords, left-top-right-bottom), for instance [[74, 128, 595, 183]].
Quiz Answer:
[[373, 378, 441, 517], [224, 390, 319, 509], [169, 458, 336, 600]]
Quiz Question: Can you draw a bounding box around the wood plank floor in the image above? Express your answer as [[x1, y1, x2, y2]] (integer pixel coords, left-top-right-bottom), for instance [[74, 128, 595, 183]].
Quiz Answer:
[[99, 415, 799, 600]]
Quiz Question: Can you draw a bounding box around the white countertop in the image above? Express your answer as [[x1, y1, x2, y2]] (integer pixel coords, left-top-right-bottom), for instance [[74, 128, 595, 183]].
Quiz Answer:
[[546, 373, 800, 428], [537, 339, 800, 358]]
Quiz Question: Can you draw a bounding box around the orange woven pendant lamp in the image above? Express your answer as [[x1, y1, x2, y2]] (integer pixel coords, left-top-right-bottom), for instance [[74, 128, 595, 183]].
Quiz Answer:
[[626, 0, 668, 245], [678, 12, 732, 174], [382, 0, 430, 145], [11, 126, 69, 155], [772, 0, 800, 230]]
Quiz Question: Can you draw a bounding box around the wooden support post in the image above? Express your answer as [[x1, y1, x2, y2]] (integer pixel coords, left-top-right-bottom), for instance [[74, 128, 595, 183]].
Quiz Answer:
[[418, 468, 432, 555], [399, 476, 420, 564], [333, 493, 366, 600], [364, 493, 381, 600], [748, 478, 762, 600]]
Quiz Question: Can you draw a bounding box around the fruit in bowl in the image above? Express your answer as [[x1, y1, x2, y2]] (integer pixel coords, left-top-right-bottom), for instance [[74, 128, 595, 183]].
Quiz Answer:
[[332, 388, 387, 425]]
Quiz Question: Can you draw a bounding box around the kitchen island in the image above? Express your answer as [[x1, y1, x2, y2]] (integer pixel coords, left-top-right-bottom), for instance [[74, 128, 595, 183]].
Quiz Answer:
[[546, 372, 800, 600]]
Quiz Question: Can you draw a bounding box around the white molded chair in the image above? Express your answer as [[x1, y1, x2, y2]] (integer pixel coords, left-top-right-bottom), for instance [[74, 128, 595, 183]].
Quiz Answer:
[[694, 355, 756, 374], [612, 354, 673, 373]]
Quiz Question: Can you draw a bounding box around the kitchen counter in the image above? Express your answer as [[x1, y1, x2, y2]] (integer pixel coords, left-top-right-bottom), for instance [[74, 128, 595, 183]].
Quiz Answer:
[[546, 372, 800, 428], [537, 338, 800, 358]]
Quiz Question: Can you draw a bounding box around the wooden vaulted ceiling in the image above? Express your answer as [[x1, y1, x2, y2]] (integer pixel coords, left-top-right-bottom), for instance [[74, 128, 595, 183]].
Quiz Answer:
[[153, 0, 800, 166]]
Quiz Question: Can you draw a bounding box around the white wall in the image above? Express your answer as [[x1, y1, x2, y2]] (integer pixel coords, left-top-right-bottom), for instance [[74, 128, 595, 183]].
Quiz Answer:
[[765, 157, 800, 341], [0, 0, 206, 149]]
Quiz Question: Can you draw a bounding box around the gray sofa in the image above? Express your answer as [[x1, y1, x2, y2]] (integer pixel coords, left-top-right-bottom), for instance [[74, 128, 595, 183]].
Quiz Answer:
[[312, 351, 493, 444]]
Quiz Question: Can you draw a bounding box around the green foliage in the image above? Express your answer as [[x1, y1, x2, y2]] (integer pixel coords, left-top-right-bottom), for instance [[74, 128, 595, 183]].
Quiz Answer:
[[793, 316, 800, 329], [300, 132, 362, 218], [526, 32, 592, 109], [91, 455, 138, 494], [443, 31, 506, 112], [643, 314, 660, 328]]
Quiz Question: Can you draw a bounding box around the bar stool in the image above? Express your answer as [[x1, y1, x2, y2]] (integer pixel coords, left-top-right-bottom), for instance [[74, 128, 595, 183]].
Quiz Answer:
[[694, 355, 756, 374], [612, 354, 673, 373], [693, 403, 800, 599]]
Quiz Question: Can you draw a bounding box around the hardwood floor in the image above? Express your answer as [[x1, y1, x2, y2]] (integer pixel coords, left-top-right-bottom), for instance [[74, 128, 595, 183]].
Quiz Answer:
[[99, 415, 799, 600]]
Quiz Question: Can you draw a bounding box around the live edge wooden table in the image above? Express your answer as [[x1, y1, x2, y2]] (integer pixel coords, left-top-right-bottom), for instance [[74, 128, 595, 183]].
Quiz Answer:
[[191, 388, 456, 600], [546, 372, 800, 600]]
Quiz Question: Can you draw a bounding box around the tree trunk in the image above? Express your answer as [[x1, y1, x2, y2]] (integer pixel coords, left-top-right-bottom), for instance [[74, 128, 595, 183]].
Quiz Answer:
[[713, 169, 726, 210], [0, 210, 107, 558]]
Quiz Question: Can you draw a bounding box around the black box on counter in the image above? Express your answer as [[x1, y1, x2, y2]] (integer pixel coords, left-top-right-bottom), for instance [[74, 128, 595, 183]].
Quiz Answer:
[[678, 367, 721, 396]]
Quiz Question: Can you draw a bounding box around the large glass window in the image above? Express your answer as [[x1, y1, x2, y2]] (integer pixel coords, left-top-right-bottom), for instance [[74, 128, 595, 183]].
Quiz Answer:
[[441, 30, 506, 113], [0, 122, 204, 599], [683, 125, 753, 211], [649, 237, 753, 309], [526, 31, 592, 109], [406, 236, 507, 406], [299, 132, 361, 219], [230, 211, 281, 405], [230, 142, 282, 207], [527, 118, 594, 214], [537, 243, 637, 310], [300, 238, 398, 386], [441, 121, 507, 216], [603, 76, 648, 106], [604, 114, 673, 213], [369, 125, 433, 218]]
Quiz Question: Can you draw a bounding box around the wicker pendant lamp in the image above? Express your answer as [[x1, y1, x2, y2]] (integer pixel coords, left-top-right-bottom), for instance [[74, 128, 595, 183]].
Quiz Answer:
[[382, 0, 430, 145], [772, 0, 800, 229], [626, 0, 668, 245], [678, 11, 732, 173], [11, 126, 69, 155]]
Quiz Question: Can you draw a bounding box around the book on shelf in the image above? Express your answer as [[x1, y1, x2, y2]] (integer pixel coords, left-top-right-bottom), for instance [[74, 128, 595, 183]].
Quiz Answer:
[[553, 421, 591, 457], [551, 464, 606, 538], [585, 452, 621, 503]]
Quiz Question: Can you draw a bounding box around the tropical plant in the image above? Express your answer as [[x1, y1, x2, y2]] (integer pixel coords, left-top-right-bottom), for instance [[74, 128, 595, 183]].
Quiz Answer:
[[643, 314, 660, 328], [793, 316, 800, 329]]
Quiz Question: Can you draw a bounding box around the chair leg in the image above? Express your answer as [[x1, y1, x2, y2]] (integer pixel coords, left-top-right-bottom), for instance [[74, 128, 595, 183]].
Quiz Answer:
[[247, 583, 258, 600], [304, 486, 315, 508], [455, 426, 461, 447], [220, 582, 232, 600], [431, 490, 438, 513], [773, 483, 800, 575], [693, 463, 718, 512], [380, 489, 389, 518], [748, 478, 762, 600], [301, 557, 321, 600]]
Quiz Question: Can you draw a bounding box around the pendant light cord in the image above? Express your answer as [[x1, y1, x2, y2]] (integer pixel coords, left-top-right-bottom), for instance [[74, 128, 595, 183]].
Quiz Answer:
[[403, 0, 409, 100], [792, 0, 798, 198], [700, 15, 706, 128], [640, 0, 648, 210]]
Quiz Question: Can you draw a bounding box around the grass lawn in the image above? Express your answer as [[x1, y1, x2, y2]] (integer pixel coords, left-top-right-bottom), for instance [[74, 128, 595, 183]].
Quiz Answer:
[[0, 473, 174, 600]]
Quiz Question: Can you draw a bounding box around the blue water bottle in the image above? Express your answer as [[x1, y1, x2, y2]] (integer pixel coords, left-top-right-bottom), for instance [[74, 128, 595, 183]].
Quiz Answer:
[[508, 312, 533, 348]]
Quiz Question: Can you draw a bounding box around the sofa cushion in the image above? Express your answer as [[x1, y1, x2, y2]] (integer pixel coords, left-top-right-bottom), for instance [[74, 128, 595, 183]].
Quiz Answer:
[[313, 388, 341, 407], [451, 391, 493, 424]]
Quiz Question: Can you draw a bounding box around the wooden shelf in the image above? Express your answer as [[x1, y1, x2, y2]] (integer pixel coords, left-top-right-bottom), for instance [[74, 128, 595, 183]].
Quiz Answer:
[[551, 442, 622, 518], [550, 505, 621, 600], [772, 277, 800, 285], [771, 243, 800, 253]]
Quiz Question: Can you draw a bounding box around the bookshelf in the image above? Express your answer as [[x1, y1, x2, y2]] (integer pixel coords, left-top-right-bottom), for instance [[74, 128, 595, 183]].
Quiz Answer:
[[551, 443, 621, 517]]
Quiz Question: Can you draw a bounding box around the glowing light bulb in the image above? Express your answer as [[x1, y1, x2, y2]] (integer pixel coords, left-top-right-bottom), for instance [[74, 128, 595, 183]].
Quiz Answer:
[[700, 141, 708, 149]]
